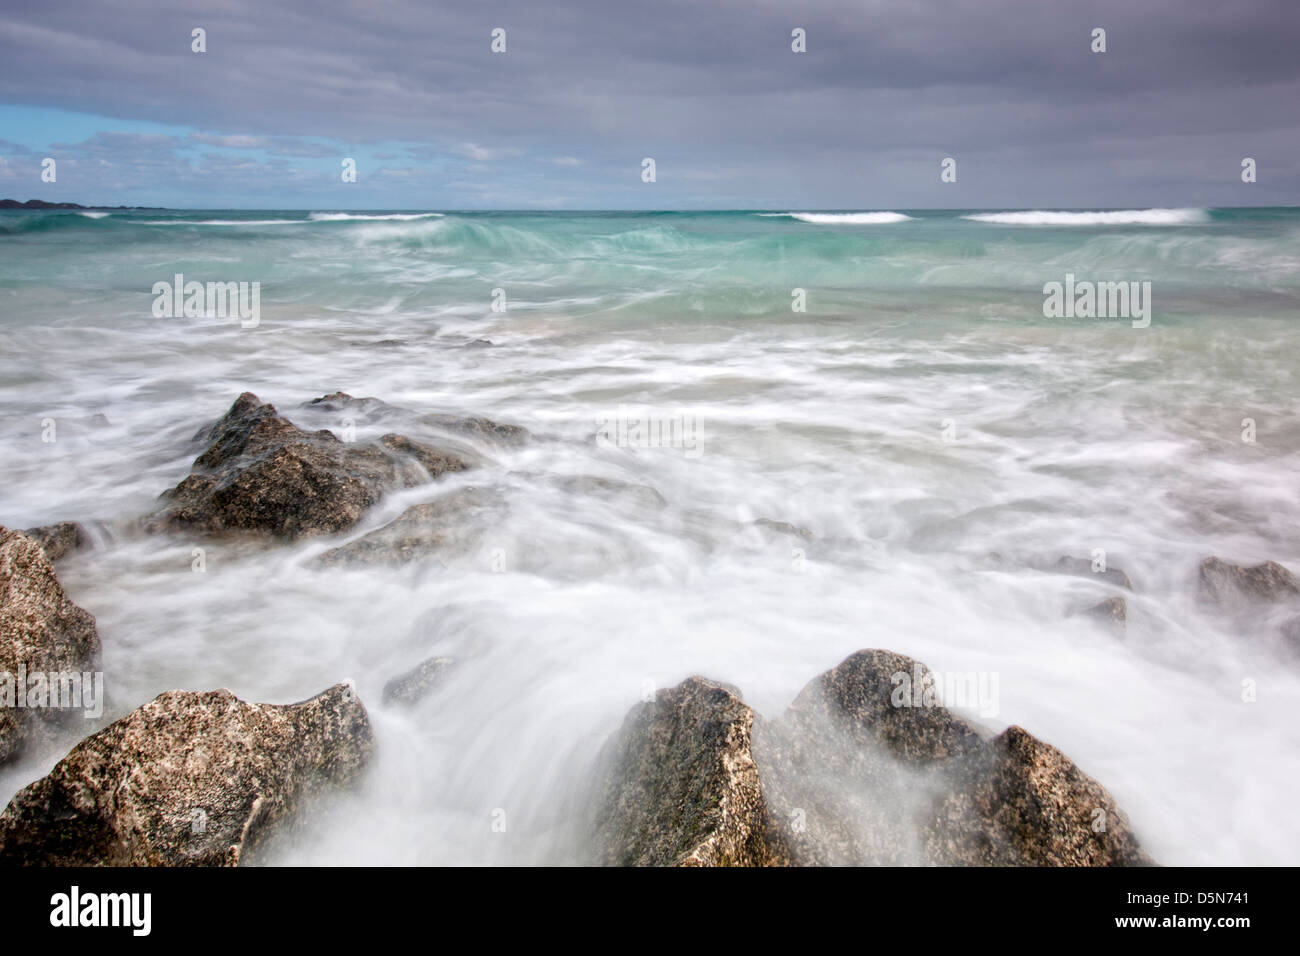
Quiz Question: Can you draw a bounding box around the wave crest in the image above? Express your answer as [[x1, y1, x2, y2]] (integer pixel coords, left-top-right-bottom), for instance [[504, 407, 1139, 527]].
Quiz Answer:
[[962, 208, 1210, 226], [764, 212, 915, 225]]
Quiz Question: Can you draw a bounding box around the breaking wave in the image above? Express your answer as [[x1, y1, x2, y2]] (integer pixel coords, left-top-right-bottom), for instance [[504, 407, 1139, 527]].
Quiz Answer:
[[962, 208, 1211, 226]]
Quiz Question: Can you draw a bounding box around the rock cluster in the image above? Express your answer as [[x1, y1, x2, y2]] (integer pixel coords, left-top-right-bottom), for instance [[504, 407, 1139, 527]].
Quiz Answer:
[[593, 650, 1152, 867]]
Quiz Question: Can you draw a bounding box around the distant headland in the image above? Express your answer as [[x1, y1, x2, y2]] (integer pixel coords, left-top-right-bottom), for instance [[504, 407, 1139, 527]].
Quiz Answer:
[[0, 199, 165, 210]]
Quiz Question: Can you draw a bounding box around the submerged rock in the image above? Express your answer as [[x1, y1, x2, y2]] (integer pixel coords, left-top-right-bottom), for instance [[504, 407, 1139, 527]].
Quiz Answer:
[[520, 472, 667, 510], [592, 677, 789, 867], [149, 392, 475, 539], [19, 522, 87, 563], [1075, 596, 1127, 634], [0, 527, 101, 765], [382, 656, 455, 707], [317, 487, 508, 567], [1051, 556, 1133, 590], [1197, 557, 1300, 609], [304, 392, 529, 446], [0, 683, 373, 866], [753, 518, 814, 541]]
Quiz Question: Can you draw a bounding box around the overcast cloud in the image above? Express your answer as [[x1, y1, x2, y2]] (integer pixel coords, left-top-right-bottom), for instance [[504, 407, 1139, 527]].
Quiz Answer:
[[0, 0, 1297, 208]]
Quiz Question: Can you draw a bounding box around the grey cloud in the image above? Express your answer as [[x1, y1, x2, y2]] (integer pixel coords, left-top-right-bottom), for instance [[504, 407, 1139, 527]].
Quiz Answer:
[[0, 0, 1296, 206]]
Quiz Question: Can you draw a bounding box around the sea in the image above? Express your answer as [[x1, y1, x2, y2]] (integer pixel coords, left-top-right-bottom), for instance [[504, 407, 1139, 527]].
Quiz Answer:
[[1, 206, 1298, 864]]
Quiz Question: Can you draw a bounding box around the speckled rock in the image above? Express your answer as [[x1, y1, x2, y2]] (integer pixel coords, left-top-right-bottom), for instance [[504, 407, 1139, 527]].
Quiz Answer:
[[0, 527, 101, 765], [927, 725, 1151, 865], [755, 650, 983, 865], [1197, 557, 1300, 609], [785, 649, 983, 762], [148, 392, 475, 539], [592, 677, 789, 866], [756, 649, 1152, 866], [0, 683, 373, 866], [20, 522, 87, 563]]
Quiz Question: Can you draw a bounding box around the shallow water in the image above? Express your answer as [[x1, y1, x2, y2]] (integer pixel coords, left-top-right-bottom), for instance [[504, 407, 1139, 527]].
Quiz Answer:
[[2, 207, 1298, 864]]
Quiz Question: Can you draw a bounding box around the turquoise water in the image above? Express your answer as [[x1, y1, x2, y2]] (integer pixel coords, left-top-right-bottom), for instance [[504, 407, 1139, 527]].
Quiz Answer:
[[1, 207, 1298, 864]]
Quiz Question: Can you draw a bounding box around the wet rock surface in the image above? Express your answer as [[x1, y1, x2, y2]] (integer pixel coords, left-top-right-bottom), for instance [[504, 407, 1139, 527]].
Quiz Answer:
[[0, 683, 373, 866], [592, 677, 789, 866], [148, 392, 476, 539], [926, 723, 1151, 865], [0, 526, 101, 765], [763, 650, 1151, 866], [19, 522, 87, 562]]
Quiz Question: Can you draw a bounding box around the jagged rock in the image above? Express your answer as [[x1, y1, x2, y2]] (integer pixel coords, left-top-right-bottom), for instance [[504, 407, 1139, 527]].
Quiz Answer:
[[304, 392, 529, 446], [756, 650, 1152, 866], [927, 725, 1151, 866], [0, 683, 372, 866], [1197, 557, 1300, 609], [592, 677, 789, 867], [783, 649, 983, 761], [1075, 596, 1127, 634], [1051, 556, 1133, 590], [19, 522, 86, 562], [0, 527, 101, 765], [755, 650, 983, 865], [317, 487, 508, 567], [148, 392, 474, 539], [382, 657, 455, 706]]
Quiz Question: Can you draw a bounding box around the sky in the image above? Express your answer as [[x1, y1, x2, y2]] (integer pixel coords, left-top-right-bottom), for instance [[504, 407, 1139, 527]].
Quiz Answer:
[[0, 0, 1297, 209]]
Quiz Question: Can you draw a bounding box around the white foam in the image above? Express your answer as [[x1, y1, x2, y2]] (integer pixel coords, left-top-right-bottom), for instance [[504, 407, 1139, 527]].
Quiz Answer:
[[764, 211, 915, 224], [963, 208, 1210, 226], [76, 211, 110, 219]]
